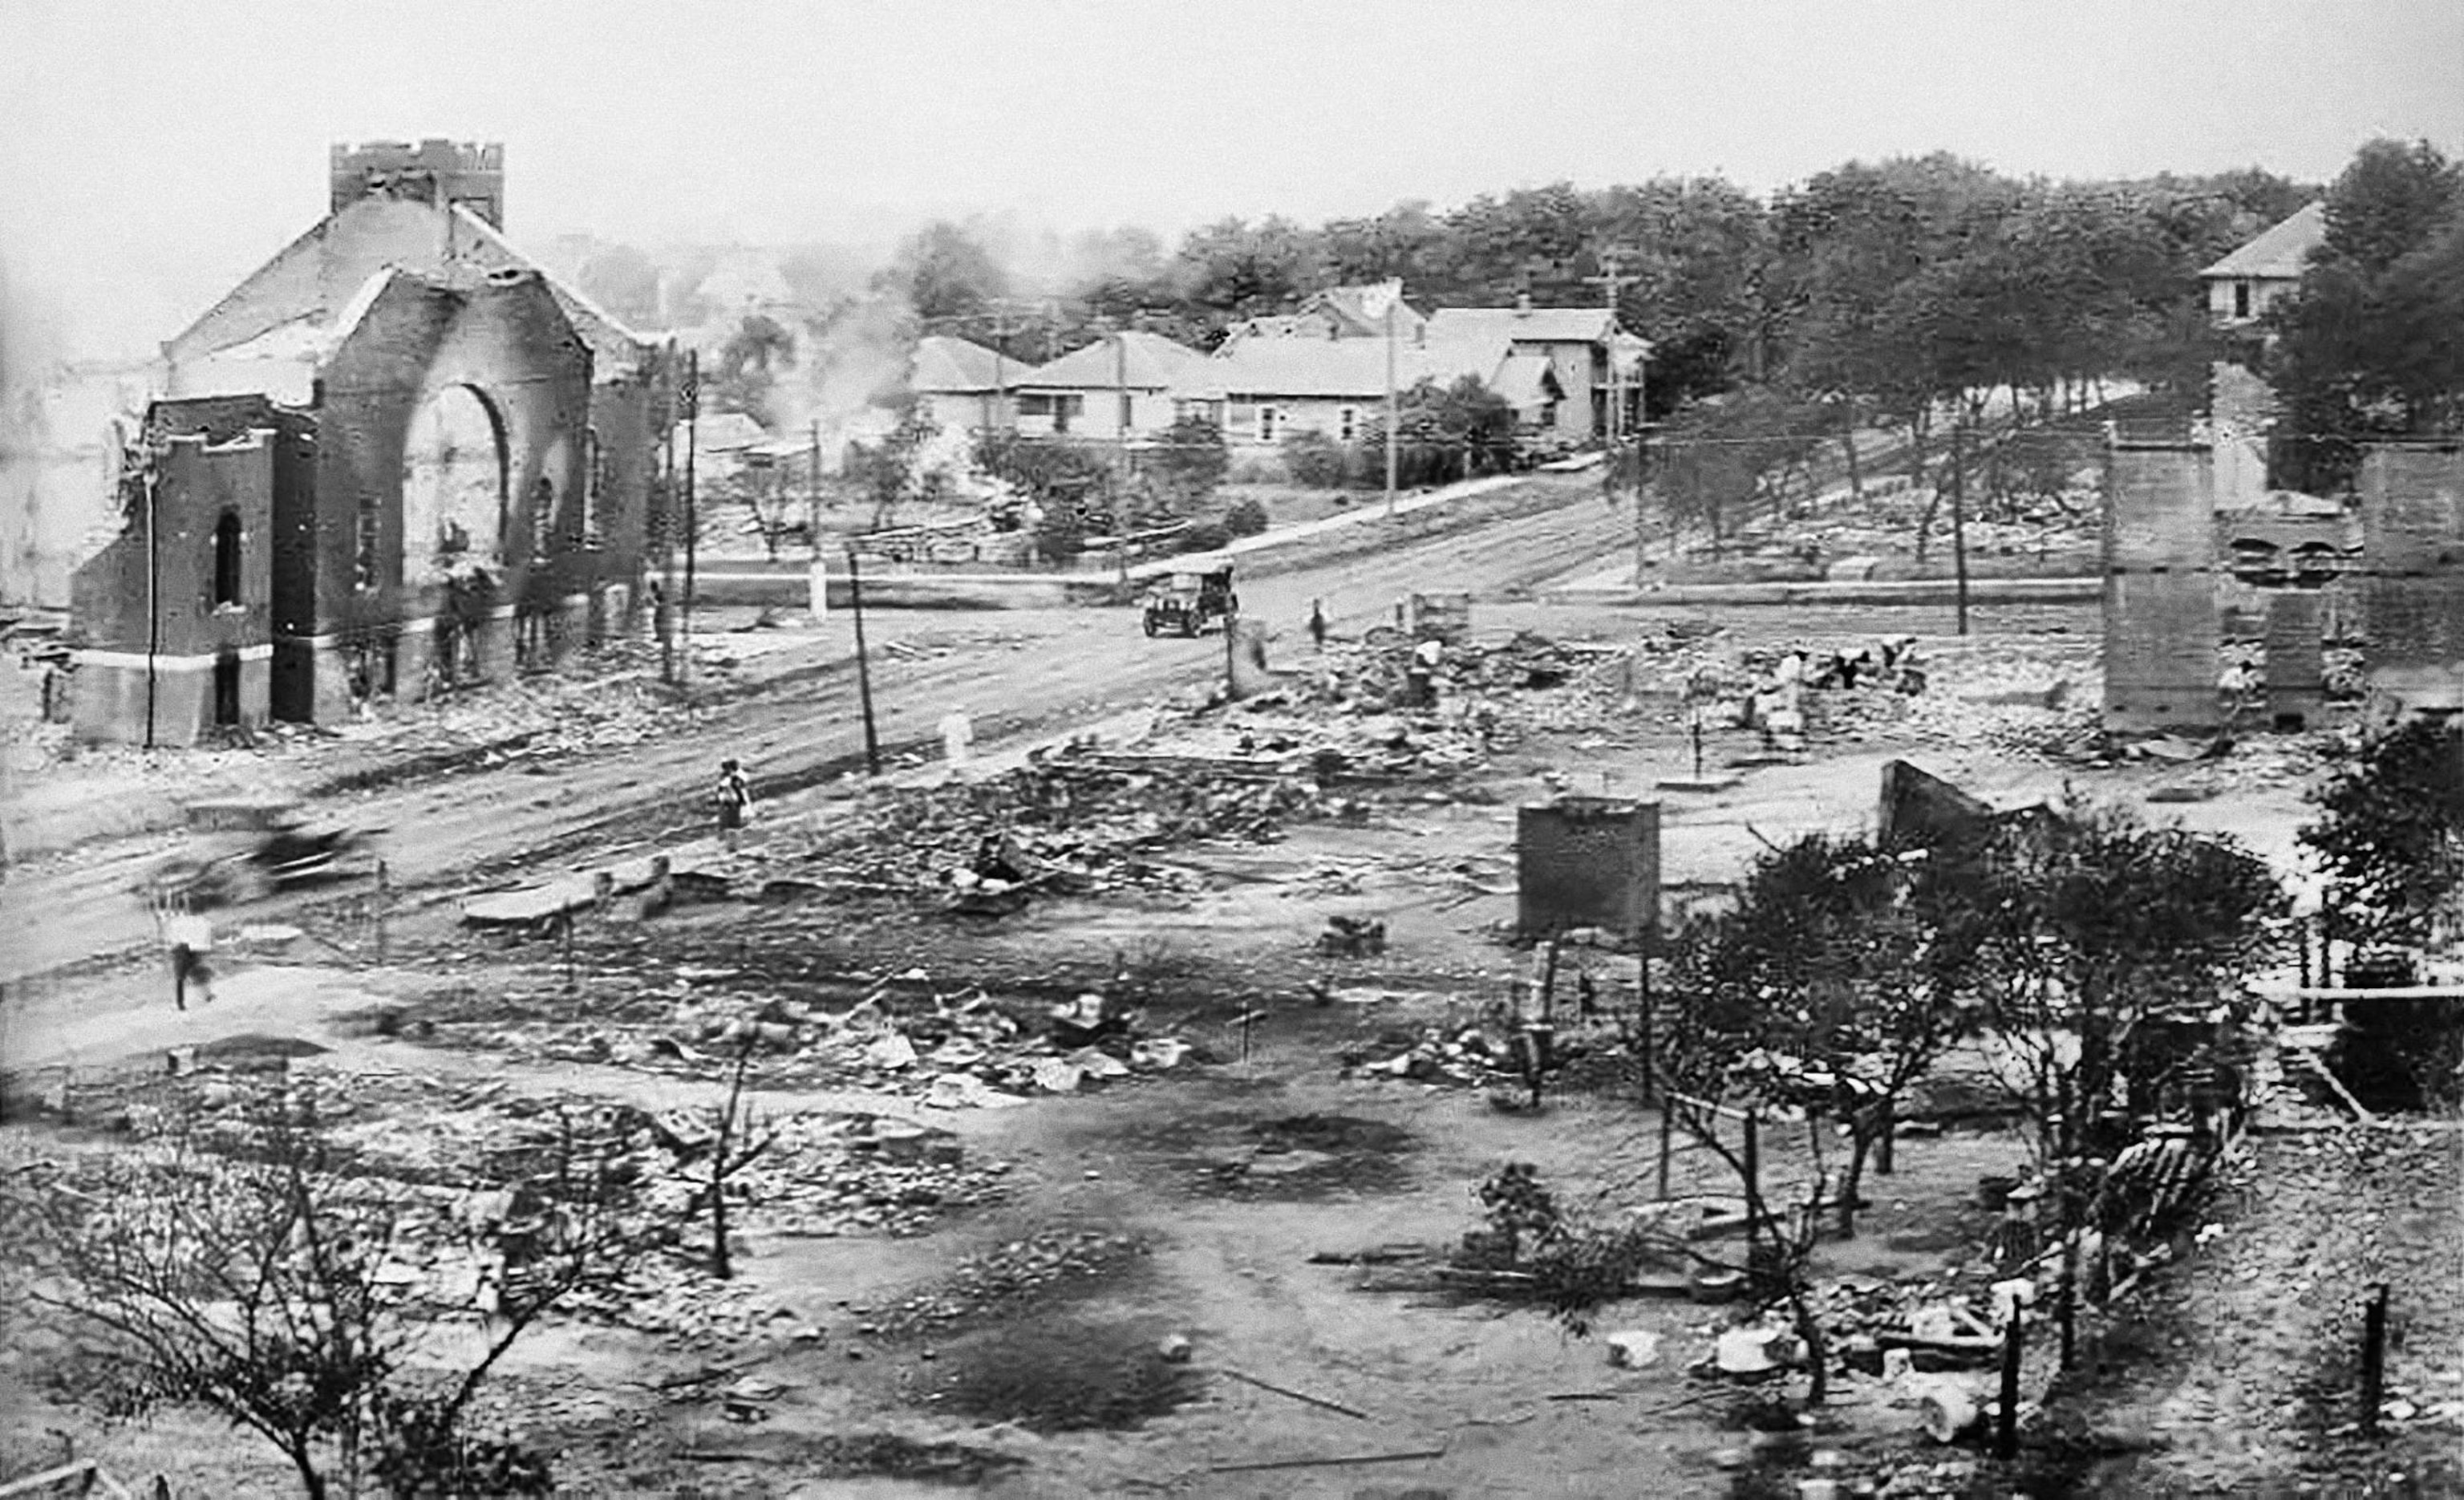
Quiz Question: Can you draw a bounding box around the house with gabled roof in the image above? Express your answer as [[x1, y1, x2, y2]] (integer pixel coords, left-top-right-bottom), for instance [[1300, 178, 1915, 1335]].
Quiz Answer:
[[910, 335, 1017, 434], [1184, 295, 1645, 450], [2200, 201, 2326, 329], [1010, 330, 1210, 439], [67, 140, 672, 744]]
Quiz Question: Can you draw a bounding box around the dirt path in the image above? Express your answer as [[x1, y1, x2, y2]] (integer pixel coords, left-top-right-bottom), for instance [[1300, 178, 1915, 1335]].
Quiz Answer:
[[0, 475, 1631, 988]]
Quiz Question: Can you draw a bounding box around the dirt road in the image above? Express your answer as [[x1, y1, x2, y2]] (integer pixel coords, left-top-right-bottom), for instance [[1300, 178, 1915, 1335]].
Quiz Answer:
[[0, 475, 1633, 987]]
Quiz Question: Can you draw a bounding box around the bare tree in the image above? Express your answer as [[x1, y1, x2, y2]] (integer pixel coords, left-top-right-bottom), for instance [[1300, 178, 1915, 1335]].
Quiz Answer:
[[7, 1082, 648, 1498]]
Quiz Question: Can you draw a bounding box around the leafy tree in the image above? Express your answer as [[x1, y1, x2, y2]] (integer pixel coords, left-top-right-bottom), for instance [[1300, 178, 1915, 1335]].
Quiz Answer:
[[1652, 384, 1829, 546], [886, 220, 1011, 322], [2269, 140, 2464, 491], [846, 403, 943, 529], [1962, 804, 2284, 1230], [1666, 833, 1986, 1239], [1173, 215, 1323, 323], [2301, 716, 2464, 954], [1145, 412, 1229, 513], [709, 313, 796, 420]]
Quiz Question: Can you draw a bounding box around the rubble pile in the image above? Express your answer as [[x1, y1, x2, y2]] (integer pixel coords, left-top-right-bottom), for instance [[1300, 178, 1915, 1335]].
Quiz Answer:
[[780, 752, 1334, 901], [99, 1070, 1014, 1328], [441, 971, 1194, 1106]]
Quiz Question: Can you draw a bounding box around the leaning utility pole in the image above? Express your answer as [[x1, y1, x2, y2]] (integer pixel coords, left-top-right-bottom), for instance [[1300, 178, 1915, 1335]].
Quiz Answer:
[[845, 545, 881, 775]]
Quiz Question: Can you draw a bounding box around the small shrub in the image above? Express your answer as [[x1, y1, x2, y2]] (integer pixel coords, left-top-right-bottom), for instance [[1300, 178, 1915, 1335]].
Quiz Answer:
[[1282, 431, 1350, 489], [1222, 497, 1269, 537], [1176, 521, 1231, 555]]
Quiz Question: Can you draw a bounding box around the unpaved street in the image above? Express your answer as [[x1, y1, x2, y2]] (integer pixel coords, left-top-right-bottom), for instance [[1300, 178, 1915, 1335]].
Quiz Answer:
[[0, 476, 1632, 987]]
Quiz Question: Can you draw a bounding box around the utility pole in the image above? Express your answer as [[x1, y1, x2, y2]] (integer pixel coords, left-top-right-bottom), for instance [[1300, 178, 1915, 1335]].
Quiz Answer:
[[682, 347, 701, 676], [1582, 246, 1639, 447], [1950, 417, 1972, 636], [1586, 247, 1653, 589], [846, 545, 881, 775], [142, 452, 159, 749], [807, 418, 821, 541], [1113, 326, 1131, 582], [658, 373, 679, 686]]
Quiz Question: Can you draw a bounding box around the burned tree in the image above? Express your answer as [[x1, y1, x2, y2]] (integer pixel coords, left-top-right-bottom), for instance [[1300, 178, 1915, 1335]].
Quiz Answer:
[[5, 1083, 648, 1498]]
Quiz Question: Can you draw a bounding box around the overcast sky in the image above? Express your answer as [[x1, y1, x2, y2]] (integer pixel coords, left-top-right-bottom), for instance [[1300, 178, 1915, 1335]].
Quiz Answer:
[[4, 0, 2460, 360]]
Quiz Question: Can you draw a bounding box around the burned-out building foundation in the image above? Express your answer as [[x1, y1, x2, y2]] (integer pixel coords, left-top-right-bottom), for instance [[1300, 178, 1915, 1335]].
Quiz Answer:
[[2102, 436, 2464, 732]]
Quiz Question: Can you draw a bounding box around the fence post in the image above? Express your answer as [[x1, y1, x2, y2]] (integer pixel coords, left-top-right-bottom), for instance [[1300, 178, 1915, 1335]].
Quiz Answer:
[[1996, 1303, 2024, 1459]]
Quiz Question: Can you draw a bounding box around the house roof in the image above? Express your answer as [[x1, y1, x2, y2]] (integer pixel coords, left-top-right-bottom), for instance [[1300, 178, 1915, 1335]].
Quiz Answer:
[[1015, 330, 1209, 391], [912, 335, 1011, 393], [1489, 353, 1564, 410], [1424, 306, 1621, 346], [2200, 201, 2328, 280]]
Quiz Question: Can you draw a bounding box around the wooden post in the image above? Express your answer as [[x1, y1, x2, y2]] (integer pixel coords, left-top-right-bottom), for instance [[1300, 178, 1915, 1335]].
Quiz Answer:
[[847, 548, 881, 775], [562, 908, 577, 994], [374, 859, 389, 967], [1656, 1101, 1675, 1199], [1635, 942, 1655, 1105], [2057, 1233, 2078, 1370], [2361, 1284, 2389, 1436], [1996, 1303, 2024, 1459], [1876, 1098, 1896, 1176]]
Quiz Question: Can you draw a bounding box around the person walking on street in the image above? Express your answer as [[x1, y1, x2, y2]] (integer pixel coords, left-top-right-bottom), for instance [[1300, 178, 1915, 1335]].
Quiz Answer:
[[1307, 599, 1328, 652], [715, 759, 754, 848], [165, 910, 214, 1011]]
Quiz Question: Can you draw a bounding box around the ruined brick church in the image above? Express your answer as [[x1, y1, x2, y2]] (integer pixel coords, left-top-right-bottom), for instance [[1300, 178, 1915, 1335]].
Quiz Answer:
[[70, 141, 671, 744]]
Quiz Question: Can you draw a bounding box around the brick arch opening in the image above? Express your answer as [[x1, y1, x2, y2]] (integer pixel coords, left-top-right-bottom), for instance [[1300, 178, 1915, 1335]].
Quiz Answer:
[[400, 383, 505, 587]]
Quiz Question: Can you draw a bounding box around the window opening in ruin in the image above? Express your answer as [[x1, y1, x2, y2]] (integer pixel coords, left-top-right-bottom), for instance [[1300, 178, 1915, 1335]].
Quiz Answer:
[[1258, 405, 1281, 442], [1339, 407, 1359, 441], [2234, 281, 2252, 319], [530, 476, 556, 564], [400, 384, 507, 588], [582, 427, 605, 546], [211, 512, 242, 607], [354, 498, 382, 590], [515, 608, 550, 671]]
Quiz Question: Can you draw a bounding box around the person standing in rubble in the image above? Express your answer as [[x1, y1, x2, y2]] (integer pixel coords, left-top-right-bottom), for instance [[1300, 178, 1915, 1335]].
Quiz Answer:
[[714, 759, 754, 848], [1406, 636, 1445, 707], [1307, 599, 1329, 652], [164, 909, 214, 1011]]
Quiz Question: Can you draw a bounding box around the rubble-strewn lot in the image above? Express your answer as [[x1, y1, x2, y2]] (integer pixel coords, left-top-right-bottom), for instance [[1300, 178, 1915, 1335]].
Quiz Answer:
[[3, 591, 2456, 1498]]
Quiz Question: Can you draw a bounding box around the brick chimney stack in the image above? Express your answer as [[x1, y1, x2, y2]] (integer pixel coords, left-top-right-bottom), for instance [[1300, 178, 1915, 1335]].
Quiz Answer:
[[329, 139, 505, 228]]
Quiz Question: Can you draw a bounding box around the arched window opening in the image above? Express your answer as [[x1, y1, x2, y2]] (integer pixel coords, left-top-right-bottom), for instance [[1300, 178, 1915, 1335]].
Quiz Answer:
[[211, 512, 243, 607], [400, 384, 507, 587]]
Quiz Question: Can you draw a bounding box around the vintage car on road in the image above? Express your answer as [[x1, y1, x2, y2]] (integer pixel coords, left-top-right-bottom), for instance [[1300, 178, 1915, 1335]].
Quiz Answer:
[[1140, 566, 1239, 638]]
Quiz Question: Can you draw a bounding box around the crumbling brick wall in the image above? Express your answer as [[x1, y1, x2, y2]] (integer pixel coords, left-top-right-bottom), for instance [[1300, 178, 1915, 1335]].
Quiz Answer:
[[1517, 797, 1660, 936], [2104, 443, 2223, 731], [2360, 442, 2464, 712]]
